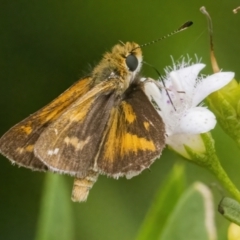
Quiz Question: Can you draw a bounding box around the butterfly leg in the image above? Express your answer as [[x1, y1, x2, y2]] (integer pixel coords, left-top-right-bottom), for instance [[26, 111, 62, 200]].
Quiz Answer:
[[71, 170, 99, 202]]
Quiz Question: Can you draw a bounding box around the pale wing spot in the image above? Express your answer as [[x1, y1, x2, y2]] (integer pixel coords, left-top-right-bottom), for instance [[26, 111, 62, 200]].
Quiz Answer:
[[16, 147, 24, 154], [54, 148, 59, 154], [48, 150, 53, 156], [47, 148, 59, 156], [54, 129, 58, 135], [64, 136, 91, 151]]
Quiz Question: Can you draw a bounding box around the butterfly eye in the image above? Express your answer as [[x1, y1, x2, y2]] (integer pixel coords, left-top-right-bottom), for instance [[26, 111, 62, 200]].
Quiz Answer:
[[125, 54, 138, 72]]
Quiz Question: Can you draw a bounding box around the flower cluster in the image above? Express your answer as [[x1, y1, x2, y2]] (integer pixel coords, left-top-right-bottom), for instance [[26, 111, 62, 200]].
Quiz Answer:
[[144, 59, 234, 158]]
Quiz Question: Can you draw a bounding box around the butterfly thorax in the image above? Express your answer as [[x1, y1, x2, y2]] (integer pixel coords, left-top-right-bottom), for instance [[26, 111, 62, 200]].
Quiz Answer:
[[92, 42, 142, 94]]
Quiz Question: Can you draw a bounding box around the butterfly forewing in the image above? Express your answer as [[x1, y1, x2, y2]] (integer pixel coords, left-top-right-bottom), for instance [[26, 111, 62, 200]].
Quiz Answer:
[[34, 80, 118, 177], [0, 77, 93, 170]]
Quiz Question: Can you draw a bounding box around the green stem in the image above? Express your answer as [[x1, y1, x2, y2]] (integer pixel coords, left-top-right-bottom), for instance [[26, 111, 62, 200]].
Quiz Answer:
[[184, 133, 240, 202], [187, 148, 240, 202], [207, 155, 240, 202]]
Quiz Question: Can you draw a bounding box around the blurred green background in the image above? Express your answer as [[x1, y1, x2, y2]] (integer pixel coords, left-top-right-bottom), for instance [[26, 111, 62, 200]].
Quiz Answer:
[[1, 1, 240, 239]]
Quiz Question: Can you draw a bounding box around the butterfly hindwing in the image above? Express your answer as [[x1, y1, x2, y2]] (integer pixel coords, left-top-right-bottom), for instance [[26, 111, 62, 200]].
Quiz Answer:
[[0, 77, 93, 171], [96, 81, 166, 177]]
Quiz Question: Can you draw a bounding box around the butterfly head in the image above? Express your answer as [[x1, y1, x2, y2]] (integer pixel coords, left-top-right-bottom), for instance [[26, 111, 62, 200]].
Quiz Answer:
[[93, 42, 142, 89], [111, 41, 142, 73]]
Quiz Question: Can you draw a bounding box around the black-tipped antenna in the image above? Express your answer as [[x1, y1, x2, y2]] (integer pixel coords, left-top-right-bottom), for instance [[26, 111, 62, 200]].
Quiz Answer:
[[132, 21, 193, 51], [233, 6, 240, 14]]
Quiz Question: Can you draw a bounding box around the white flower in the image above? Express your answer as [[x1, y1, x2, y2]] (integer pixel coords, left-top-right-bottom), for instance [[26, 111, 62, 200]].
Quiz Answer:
[[143, 60, 234, 156]]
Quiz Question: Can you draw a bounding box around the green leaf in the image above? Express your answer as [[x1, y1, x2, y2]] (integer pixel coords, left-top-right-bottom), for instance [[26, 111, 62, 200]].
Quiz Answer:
[[136, 163, 186, 240], [218, 197, 240, 226], [160, 182, 216, 240], [35, 174, 75, 240]]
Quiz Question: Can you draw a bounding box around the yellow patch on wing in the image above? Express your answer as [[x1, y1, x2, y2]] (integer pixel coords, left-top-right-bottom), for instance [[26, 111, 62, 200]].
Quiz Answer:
[[69, 97, 94, 122], [122, 133, 155, 152], [64, 80, 117, 123], [17, 144, 34, 154], [143, 121, 150, 131], [26, 145, 34, 152], [103, 108, 119, 161], [121, 101, 136, 123], [39, 77, 93, 123], [64, 136, 91, 151], [103, 107, 156, 162], [20, 126, 32, 135]]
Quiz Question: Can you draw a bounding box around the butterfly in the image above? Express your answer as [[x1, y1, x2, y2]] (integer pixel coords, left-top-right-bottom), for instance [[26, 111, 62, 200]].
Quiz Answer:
[[0, 21, 192, 202]]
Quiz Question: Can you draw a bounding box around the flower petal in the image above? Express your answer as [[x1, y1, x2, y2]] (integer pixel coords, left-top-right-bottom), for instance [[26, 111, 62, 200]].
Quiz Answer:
[[143, 80, 162, 109], [167, 134, 205, 159], [192, 72, 235, 107], [169, 64, 205, 95], [175, 107, 216, 134]]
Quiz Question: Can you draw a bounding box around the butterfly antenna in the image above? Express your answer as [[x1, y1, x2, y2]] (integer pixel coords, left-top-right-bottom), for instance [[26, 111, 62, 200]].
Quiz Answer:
[[132, 21, 193, 51], [233, 6, 240, 14], [143, 61, 176, 111], [138, 21, 193, 110]]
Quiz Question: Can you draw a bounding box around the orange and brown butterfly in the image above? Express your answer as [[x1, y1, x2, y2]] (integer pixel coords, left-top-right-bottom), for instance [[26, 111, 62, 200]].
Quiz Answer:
[[0, 21, 192, 202]]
